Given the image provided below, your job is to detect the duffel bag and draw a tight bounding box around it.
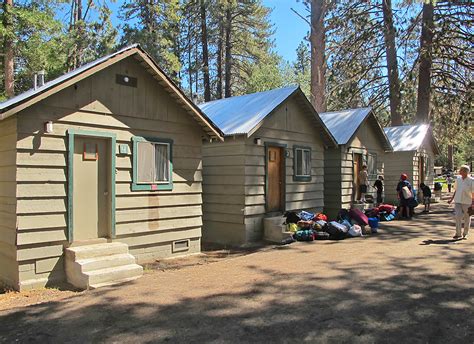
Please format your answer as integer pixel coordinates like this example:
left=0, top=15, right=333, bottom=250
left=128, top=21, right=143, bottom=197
left=379, top=204, right=395, bottom=213
left=294, top=229, right=315, bottom=241
left=326, top=221, right=347, bottom=239
left=349, top=208, right=369, bottom=226
left=314, top=231, right=330, bottom=240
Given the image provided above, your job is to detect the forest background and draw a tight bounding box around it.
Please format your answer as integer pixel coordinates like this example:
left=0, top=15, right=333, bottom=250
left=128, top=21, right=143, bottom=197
left=0, top=0, right=472, bottom=168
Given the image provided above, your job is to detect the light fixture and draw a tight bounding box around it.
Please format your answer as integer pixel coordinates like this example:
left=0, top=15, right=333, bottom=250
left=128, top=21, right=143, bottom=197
left=44, top=121, right=53, bottom=133
left=254, top=138, right=262, bottom=145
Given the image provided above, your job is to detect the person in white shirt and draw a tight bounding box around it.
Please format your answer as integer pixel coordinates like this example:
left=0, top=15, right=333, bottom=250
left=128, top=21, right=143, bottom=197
left=448, top=165, right=474, bottom=239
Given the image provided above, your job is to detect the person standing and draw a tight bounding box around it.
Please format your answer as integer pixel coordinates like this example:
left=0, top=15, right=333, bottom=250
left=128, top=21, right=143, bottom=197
left=396, top=173, right=414, bottom=219
left=448, top=165, right=474, bottom=239
left=373, top=176, right=384, bottom=205
left=447, top=174, right=453, bottom=193
left=358, top=165, right=369, bottom=203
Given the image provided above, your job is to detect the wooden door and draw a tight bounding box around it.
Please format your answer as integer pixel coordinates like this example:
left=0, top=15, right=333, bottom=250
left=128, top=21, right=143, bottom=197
left=73, top=137, right=110, bottom=241
left=353, top=153, right=363, bottom=200
left=267, top=146, right=284, bottom=212
left=419, top=156, right=425, bottom=185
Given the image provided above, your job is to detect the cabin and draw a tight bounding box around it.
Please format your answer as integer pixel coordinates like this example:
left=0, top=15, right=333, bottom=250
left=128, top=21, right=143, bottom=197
left=383, top=124, right=439, bottom=203
left=0, top=45, right=223, bottom=291
left=319, top=108, right=392, bottom=218
left=199, top=86, right=337, bottom=245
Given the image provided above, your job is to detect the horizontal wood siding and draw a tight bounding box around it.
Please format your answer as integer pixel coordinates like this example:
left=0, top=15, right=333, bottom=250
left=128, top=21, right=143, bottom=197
left=244, top=96, right=326, bottom=242
left=323, top=147, right=343, bottom=218
left=14, top=56, right=205, bottom=288
left=0, top=116, right=18, bottom=288
left=202, top=138, right=246, bottom=245
left=384, top=151, right=416, bottom=203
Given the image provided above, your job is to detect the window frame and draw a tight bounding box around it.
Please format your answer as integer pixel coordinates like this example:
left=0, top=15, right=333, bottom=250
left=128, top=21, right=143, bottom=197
left=367, top=152, right=377, bottom=178
left=132, top=136, right=173, bottom=191
left=293, top=145, right=312, bottom=182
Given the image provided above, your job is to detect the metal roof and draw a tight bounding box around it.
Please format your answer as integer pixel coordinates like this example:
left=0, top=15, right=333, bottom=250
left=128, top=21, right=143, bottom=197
left=0, top=44, right=139, bottom=113
left=319, top=107, right=372, bottom=145
left=198, top=86, right=299, bottom=135
left=384, top=124, right=430, bottom=152
left=0, top=44, right=223, bottom=140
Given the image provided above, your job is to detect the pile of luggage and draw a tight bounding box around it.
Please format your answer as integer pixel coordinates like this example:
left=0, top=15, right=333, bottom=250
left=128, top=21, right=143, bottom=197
left=284, top=204, right=397, bottom=243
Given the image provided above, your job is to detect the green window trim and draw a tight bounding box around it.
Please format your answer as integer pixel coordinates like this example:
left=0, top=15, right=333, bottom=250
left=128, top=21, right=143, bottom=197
left=67, top=129, right=116, bottom=243
left=132, top=136, right=173, bottom=191
left=293, top=145, right=312, bottom=182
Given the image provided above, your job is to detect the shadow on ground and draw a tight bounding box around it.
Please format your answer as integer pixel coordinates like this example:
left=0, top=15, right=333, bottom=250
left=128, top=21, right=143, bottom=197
left=0, top=200, right=472, bottom=343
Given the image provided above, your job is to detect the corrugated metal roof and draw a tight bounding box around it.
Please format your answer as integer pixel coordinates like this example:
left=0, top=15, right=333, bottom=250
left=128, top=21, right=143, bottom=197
left=198, top=86, right=299, bottom=135
left=0, top=44, right=139, bottom=113
left=384, top=124, right=430, bottom=152
left=319, top=107, right=372, bottom=145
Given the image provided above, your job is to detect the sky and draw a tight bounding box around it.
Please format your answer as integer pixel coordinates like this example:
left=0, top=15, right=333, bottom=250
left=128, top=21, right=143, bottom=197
left=263, top=0, right=309, bottom=62
left=59, top=1, right=309, bottom=64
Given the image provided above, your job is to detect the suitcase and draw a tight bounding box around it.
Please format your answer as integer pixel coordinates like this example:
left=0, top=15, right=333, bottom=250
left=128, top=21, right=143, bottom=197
left=326, top=221, right=348, bottom=239
left=349, top=208, right=369, bottom=226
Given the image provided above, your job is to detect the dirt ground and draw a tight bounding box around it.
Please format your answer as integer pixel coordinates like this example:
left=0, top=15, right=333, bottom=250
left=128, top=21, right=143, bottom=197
left=0, top=198, right=472, bottom=343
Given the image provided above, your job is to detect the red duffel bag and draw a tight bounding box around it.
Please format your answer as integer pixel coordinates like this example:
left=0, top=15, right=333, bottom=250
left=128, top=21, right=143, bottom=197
left=349, top=208, right=369, bottom=226
left=379, top=204, right=396, bottom=213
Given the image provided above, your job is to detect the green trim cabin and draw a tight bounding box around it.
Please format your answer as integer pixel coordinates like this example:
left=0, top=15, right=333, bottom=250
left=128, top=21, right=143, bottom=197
left=0, top=45, right=223, bottom=290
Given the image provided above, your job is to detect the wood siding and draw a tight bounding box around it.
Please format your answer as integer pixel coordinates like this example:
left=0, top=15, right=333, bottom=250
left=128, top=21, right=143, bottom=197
left=13, top=56, right=204, bottom=289
left=202, top=96, right=326, bottom=244
left=0, top=116, right=18, bottom=288
left=324, top=119, right=386, bottom=218
left=384, top=139, right=435, bottom=204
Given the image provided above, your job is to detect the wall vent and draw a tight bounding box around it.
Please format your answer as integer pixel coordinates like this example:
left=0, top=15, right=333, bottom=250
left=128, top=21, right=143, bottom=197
left=172, top=239, right=190, bottom=253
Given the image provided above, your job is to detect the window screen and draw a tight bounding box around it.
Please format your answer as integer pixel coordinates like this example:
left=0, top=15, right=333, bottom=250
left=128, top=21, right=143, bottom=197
left=368, top=153, right=377, bottom=176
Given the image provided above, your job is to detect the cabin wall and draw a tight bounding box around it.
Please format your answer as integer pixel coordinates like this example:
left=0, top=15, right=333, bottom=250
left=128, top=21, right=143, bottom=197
left=323, top=147, right=343, bottom=219
left=202, top=137, right=246, bottom=245
left=384, top=151, right=415, bottom=203
left=14, top=56, right=204, bottom=290
left=243, top=97, right=325, bottom=242
left=0, top=116, right=19, bottom=289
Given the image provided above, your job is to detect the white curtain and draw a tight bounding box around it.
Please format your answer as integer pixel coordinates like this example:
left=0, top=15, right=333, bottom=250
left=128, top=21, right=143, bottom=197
left=155, top=144, right=169, bottom=182
left=303, top=150, right=311, bottom=176
left=137, top=142, right=154, bottom=183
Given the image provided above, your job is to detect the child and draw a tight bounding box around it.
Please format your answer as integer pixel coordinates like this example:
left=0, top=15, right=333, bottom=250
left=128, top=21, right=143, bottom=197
left=358, top=165, right=369, bottom=203
left=373, top=176, right=384, bottom=205
left=420, top=183, right=432, bottom=213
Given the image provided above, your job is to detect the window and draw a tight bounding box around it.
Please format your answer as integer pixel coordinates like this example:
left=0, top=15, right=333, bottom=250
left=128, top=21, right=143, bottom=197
left=425, top=156, right=430, bottom=177
left=294, top=146, right=311, bottom=181
left=367, top=153, right=377, bottom=177
left=132, top=137, right=173, bottom=191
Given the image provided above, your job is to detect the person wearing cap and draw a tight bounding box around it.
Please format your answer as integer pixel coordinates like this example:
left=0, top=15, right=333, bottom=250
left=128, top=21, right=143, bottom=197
left=396, top=173, right=414, bottom=219
left=448, top=165, right=474, bottom=239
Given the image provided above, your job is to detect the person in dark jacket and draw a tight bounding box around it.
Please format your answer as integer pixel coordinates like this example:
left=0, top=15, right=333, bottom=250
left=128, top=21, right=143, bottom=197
left=420, top=183, right=432, bottom=213
left=373, top=176, right=384, bottom=205
left=396, top=173, right=414, bottom=219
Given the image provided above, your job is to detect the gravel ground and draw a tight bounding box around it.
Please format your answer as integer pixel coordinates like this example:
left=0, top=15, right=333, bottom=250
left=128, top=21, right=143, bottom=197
left=0, top=198, right=472, bottom=343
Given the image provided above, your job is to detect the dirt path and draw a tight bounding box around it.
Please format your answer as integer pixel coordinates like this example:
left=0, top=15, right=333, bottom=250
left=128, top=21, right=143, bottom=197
left=1, top=200, right=473, bottom=343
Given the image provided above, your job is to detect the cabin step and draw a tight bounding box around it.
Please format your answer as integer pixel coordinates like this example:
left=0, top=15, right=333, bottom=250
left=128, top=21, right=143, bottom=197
left=65, top=242, right=143, bottom=290
left=263, top=216, right=293, bottom=244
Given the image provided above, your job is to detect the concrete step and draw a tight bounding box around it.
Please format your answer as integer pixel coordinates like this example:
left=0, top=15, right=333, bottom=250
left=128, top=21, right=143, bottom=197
left=264, top=217, right=293, bottom=244
left=65, top=242, right=129, bottom=261
left=79, top=253, right=137, bottom=273
left=87, top=264, right=143, bottom=287
left=89, top=276, right=143, bottom=289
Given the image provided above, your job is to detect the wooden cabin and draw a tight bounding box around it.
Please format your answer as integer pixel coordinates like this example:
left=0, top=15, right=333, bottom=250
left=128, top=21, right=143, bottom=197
left=0, top=45, right=222, bottom=291
left=383, top=124, right=439, bottom=203
left=199, top=86, right=337, bottom=245
left=319, top=108, right=392, bottom=218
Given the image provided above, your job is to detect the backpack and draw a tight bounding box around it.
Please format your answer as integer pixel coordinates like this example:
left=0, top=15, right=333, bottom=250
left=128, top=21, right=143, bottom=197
left=402, top=186, right=412, bottom=199
left=284, top=211, right=300, bottom=224
left=337, top=209, right=351, bottom=221
left=313, top=220, right=327, bottom=231
left=314, top=213, right=328, bottom=221
left=294, top=229, right=315, bottom=241
left=368, top=217, right=379, bottom=229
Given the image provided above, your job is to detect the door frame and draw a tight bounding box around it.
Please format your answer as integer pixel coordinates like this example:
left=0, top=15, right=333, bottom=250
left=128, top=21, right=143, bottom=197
left=352, top=150, right=365, bottom=201
left=264, top=142, right=286, bottom=213
left=67, top=129, right=116, bottom=243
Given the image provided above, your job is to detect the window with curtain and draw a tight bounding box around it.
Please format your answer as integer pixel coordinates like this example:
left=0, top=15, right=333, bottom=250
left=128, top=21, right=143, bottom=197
left=132, top=137, right=173, bottom=191
left=367, top=153, right=377, bottom=177
left=294, top=146, right=311, bottom=181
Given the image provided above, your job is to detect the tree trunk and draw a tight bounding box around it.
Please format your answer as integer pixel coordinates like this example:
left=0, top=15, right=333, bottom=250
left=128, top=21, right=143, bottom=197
left=3, top=0, right=14, bottom=97
left=310, top=0, right=326, bottom=113
left=200, top=1, right=211, bottom=102
left=224, top=7, right=232, bottom=98
left=416, top=0, right=434, bottom=123
left=447, top=144, right=454, bottom=171
left=216, top=20, right=224, bottom=99
left=382, top=0, right=402, bottom=126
